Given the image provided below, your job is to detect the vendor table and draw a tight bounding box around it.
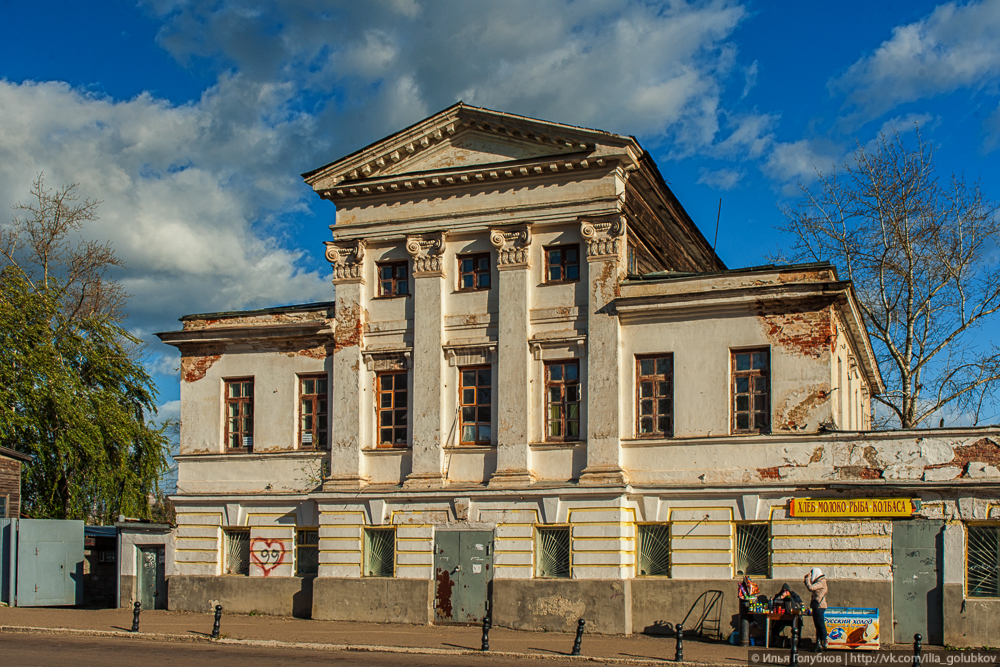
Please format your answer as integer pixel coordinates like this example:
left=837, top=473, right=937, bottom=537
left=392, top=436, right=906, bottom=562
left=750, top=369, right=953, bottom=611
left=761, top=611, right=807, bottom=648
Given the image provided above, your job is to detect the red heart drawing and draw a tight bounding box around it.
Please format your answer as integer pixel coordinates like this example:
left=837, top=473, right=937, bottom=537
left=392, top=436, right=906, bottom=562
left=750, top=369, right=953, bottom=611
left=250, top=538, right=287, bottom=576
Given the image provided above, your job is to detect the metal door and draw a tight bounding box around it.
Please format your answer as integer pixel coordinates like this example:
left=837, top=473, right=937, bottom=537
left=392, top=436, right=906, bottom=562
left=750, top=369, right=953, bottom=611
left=138, top=546, right=166, bottom=610
left=892, top=520, right=943, bottom=644
left=15, top=519, right=84, bottom=606
left=433, top=530, right=493, bottom=624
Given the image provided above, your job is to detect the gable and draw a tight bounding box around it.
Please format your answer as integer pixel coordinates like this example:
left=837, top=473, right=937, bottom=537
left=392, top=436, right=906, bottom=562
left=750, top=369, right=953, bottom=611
left=385, top=130, right=576, bottom=175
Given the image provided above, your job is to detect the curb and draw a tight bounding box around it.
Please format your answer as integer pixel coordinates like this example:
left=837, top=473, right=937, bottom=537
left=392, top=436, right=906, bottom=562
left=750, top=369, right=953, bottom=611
left=0, top=625, right=734, bottom=666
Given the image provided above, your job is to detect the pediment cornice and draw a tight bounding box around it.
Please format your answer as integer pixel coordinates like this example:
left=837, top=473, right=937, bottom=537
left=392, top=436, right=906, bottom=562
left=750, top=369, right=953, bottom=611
left=302, top=102, right=640, bottom=193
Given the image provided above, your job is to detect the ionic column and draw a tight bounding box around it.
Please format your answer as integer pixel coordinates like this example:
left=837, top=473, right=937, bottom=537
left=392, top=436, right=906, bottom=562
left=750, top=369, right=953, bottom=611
left=578, top=219, right=628, bottom=486
left=488, top=225, right=534, bottom=488
left=323, top=240, right=367, bottom=491
left=402, top=233, right=448, bottom=489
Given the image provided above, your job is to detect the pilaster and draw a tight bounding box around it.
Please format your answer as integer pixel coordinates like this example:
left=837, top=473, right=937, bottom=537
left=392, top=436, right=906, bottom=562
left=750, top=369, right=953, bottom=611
left=489, top=225, right=535, bottom=488
left=323, top=240, right=367, bottom=491
left=403, top=233, right=448, bottom=489
left=578, top=219, right=628, bottom=486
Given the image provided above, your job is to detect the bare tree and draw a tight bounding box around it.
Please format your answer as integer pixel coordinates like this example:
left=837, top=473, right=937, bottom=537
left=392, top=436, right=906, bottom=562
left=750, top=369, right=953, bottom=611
left=776, top=129, right=1000, bottom=428
left=0, top=174, right=127, bottom=322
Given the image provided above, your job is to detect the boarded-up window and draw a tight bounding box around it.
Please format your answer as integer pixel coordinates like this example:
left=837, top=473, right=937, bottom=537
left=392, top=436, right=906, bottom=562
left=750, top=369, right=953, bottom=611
left=376, top=371, right=408, bottom=447
left=299, top=375, right=328, bottom=449
left=535, top=526, right=570, bottom=578
left=545, top=360, right=580, bottom=441
left=968, top=524, right=1000, bottom=598
left=224, top=529, right=250, bottom=576
left=636, top=354, right=673, bottom=438
left=225, top=379, right=254, bottom=450
left=460, top=366, right=492, bottom=445
left=296, top=529, right=319, bottom=576
left=732, top=349, right=770, bottom=434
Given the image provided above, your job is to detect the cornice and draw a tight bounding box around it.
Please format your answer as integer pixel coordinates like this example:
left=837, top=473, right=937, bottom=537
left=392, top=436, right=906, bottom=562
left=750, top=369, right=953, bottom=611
left=157, top=321, right=332, bottom=346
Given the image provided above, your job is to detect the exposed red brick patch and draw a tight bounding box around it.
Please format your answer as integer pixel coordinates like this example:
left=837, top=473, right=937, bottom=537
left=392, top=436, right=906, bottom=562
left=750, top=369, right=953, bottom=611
left=776, top=389, right=831, bottom=430
left=334, top=303, right=363, bottom=351
left=758, top=467, right=781, bottom=480
left=756, top=301, right=835, bottom=359
left=926, top=437, right=1000, bottom=469
left=181, top=354, right=221, bottom=383
left=296, top=345, right=329, bottom=360
left=834, top=466, right=883, bottom=480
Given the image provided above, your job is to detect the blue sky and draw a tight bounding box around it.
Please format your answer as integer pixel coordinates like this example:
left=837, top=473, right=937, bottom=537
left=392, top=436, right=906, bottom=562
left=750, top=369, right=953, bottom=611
left=1, top=0, right=999, bottom=431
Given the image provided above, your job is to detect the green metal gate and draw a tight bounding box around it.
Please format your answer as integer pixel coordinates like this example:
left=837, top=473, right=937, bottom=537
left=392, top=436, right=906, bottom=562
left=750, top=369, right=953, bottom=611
left=891, top=520, right=943, bottom=644
left=138, top=545, right=166, bottom=610
left=433, top=530, right=493, bottom=624
left=15, top=519, right=84, bottom=606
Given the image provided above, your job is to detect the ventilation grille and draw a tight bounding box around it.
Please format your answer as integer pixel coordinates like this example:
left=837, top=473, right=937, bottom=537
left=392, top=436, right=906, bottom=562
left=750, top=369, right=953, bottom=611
left=536, top=527, right=571, bottom=578
left=296, top=530, right=319, bottom=576
left=364, top=528, right=395, bottom=577
left=638, top=524, right=671, bottom=577
left=735, top=524, right=769, bottom=577
left=968, top=525, right=1000, bottom=598
left=225, top=530, right=250, bottom=576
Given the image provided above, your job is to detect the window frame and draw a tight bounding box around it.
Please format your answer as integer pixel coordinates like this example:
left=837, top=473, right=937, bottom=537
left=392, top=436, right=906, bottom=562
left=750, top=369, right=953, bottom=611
left=534, top=525, right=571, bottom=579
left=298, top=374, right=329, bottom=450
left=375, top=370, right=409, bottom=448
left=457, top=253, right=491, bottom=292
left=376, top=260, right=409, bottom=298
left=636, top=522, right=672, bottom=578
left=363, top=527, right=396, bottom=578
left=734, top=522, right=770, bottom=578
left=224, top=378, right=254, bottom=452
left=296, top=528, right=319, bottom=577
left=223, top=528, right=250, bottom=576
left=731, top=348, right=771, bottom=434
left=459, top=365, right=493, bottom=445
left=544, top=359, right=581, bottom=442
left=967, top=523, right=1000, bottom=598
left=543, top=244, right=580, bottom=284
left=635, top=354, right=674, bottom=439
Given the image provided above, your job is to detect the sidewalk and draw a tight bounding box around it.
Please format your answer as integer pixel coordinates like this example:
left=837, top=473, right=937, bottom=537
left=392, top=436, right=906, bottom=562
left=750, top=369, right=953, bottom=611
left=0, top=606, right=749, bottom=664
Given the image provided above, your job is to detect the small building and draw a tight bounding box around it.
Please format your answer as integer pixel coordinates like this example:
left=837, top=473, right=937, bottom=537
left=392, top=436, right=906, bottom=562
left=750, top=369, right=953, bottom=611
left=158, top=104, right=1000, bottom=645
left=117, top=520, right=174, bottom=610
left=0, top=445, right=30, bottom=518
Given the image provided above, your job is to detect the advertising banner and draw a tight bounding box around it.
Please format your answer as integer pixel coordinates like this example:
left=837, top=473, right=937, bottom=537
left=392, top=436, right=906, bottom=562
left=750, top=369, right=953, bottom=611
left=789, top=498, right=919, bottom=518
left=824, top=607, right=879, bottom=650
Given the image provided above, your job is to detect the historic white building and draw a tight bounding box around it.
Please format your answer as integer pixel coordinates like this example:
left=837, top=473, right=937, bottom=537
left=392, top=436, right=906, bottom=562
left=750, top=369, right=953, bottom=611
left=160, top=104, right=1000, bottom=645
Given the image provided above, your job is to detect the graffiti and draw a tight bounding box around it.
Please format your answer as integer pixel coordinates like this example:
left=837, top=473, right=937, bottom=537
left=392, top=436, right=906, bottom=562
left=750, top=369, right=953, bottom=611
left=250, top=538, right=287, bottom=577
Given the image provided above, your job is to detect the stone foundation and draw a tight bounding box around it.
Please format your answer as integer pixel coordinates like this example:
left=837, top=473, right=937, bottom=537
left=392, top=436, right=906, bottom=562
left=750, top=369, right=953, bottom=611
left=168, top=575, right=313, bottom=618
left=311, top=577, right=433, bottom=624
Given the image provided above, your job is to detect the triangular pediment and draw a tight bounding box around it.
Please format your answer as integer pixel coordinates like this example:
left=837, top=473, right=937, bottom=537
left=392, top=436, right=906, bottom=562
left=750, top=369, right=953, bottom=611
left=303, top=102, right=636, bottom=192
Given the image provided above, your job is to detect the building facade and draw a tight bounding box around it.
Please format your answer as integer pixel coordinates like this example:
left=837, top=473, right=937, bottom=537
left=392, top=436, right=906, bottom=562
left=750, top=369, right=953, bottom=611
left=160, top=104, right=1000, bottom=644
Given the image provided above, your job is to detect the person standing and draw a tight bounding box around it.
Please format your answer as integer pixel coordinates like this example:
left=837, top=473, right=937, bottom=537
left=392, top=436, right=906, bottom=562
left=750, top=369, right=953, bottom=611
left=804, top=568, right=828, bottom=652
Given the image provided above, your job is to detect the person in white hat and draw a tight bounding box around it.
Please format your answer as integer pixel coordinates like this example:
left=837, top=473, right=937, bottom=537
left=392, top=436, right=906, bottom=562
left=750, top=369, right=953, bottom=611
left=804, top=568, right=828, bottom=651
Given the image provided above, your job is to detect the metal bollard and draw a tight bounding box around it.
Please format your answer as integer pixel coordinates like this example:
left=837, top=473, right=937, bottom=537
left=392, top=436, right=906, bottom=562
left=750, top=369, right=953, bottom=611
left=789, top=618, right=799, bottom=667
left=675, top=623, right=684, bottom=662
left=211, top=604, right=222, bottom=639
left=913, top=634, right=923, bottom=667
left=131, top=601, right=141, bottom=633
left=481, top=615, right=491, bottom=652
left=571, top=618, right=585, bottom=656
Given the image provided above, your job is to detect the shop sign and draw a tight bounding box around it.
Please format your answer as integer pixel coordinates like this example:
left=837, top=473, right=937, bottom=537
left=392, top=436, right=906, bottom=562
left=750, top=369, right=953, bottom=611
left=789, top=497, right=920, bottom=518
left=825, top=607, right=880, bottom=650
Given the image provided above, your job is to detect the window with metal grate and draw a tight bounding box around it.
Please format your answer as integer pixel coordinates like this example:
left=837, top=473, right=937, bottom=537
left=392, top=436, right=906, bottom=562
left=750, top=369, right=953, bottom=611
left=735, top=523, right=769, bottom=577
left=535, top=526, right=570, bottom=578
left=296, top=529, right=319, bottom=576
left=637, top=524, right=671, bottom=577
left=364, top=527, right=395, bottom=577
left=224, top=529, right=250, bottom=576
left=968, top=524, right=1000, bottom=597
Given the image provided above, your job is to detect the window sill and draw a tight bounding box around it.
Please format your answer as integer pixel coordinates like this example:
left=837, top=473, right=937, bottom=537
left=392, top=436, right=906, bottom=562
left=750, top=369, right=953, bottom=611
left=445, top=444, right=496, bottom=451
left=365, top=447, right=411, bottom=454
left=454, top=287, right=491, bottom=294
left=529, top=441, right=585, bottom=450
left=540, top=280, right=579, bottom=286
left=372, top=294, right=410, bottom=300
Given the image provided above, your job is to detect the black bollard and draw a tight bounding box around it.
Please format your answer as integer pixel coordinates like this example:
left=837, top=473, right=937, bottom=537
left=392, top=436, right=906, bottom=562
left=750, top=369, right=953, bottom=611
left=481, top=615, right=491, bottom=652
left=913, top=634, right=923, bottom=667
left=675, top=623, right=684, bottom=662
left=131, top=601, right=141, bottom=633
left=571, top=618, right=585, bottom=656
left=211, top=604, right=222, bottom=639
left=789, top=617, right=799, bottom=667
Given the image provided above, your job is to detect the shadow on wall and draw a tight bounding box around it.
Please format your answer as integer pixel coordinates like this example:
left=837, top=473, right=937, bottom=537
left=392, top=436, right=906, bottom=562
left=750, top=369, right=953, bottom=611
left=643, top=589, right=725, bottom=638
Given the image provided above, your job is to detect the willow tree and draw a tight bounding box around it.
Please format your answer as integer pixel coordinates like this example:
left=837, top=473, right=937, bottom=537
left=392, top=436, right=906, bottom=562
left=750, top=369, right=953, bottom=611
left=0, top=176, right=168, bottom=521
left=776, top=131, right=1000, bottom=428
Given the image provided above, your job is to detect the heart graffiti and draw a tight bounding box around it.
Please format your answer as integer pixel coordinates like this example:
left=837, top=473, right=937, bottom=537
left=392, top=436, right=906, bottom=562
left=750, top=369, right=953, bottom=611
left=250, top=538, right=287, bottom=577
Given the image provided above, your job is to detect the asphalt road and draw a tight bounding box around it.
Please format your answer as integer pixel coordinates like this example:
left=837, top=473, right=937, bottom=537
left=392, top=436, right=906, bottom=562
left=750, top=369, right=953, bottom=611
left=1, top=633, right=589, bottom=666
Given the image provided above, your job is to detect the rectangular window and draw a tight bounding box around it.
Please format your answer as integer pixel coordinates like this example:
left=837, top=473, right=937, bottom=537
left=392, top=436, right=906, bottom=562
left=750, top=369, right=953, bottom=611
left=458, top=253, right=491, bottom=291
left=224, top=529, right=250, bottom=576
left=732, top=349, right=770, bottom=434
left=545, top=360, right=580, bottom=441
left=364, top=527, right=395, bottom=577
left=968, top=524, right=1000, bottom=597
left=376, top=370, right=408, bottom=447
left=535, top=526, right=570, bottom=578
left=299, top=375, right=328, bottom=449
left=296, top=529, right=319, bottom=577
left=636, top=354, right=673, bottom=438
left=460, top=366, right=492, bottom=445
left=544, top=245, right=579, bottom=283
left=377, top=261, right=409, bottom=297
left=637, top=524, right=671, bottom=577
left=225, top=379, right=254, bottom=450
left=735, top=523, right=770, bottom=577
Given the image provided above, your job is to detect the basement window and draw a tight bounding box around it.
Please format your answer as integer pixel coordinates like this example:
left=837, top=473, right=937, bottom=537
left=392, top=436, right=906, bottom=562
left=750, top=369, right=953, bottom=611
left=296, top=529, right=319, bottom=577
left=224, top=529, right=250, bottom=576
left=535, top=526, right=570, bottom=578
left=968, top=525, right=1000, bottom=597
left=735, top=523, right=770, bottom=577
left=637, top=524, right=671, bottom=577
left=364, top=527, right=395, bottom=577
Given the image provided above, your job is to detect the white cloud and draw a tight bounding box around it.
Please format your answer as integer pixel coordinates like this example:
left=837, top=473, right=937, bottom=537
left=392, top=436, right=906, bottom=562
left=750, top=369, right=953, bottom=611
left=741, top=59, right=758, bottom=99
left=697, top=167, right=743, bottom=190
left=762, top=139, right=843, bottom=187
left=876, top=112, right=939, bottom=137
left=830, top=1, right=1000, bottom=119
